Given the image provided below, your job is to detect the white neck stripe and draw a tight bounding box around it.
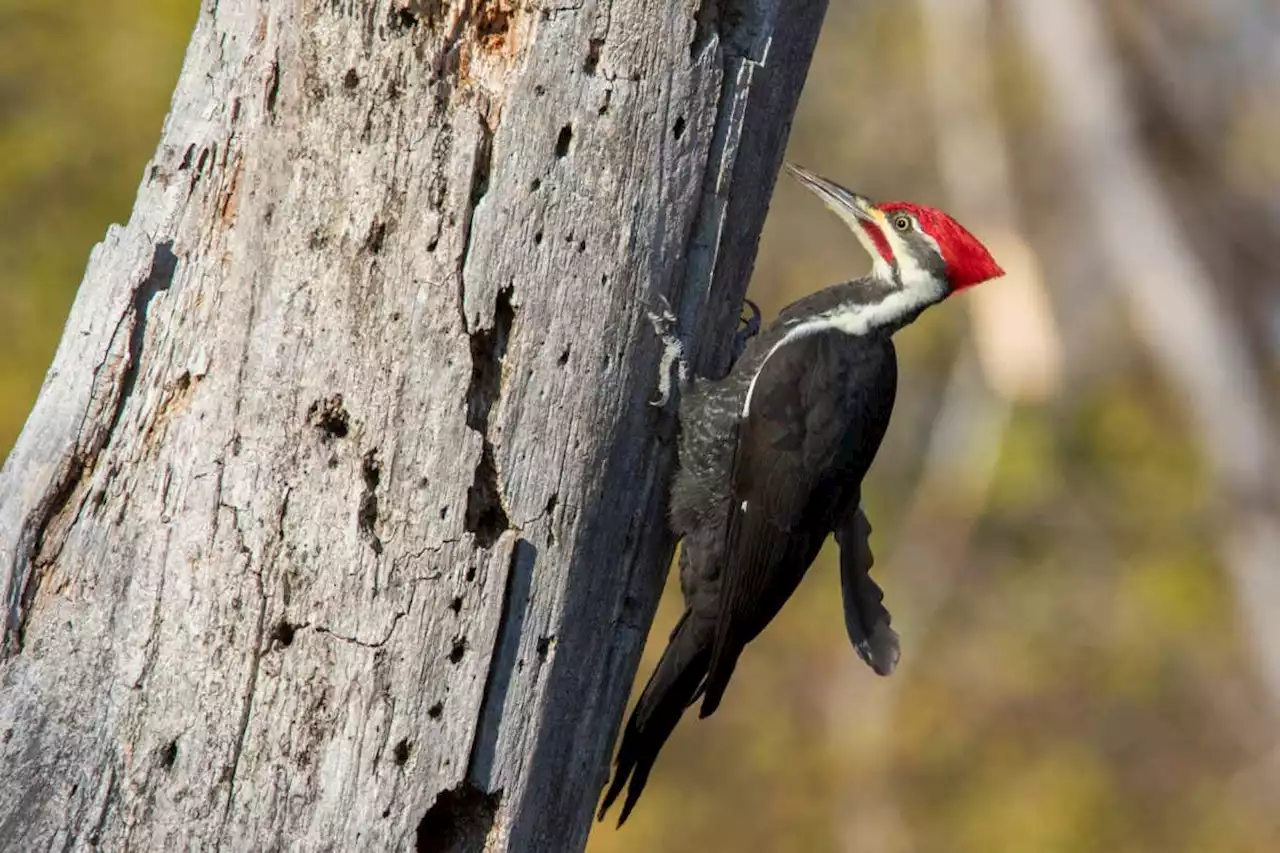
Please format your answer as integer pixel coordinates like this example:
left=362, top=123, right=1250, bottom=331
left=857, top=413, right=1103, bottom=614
left=740, top=280, right=943, bottom=418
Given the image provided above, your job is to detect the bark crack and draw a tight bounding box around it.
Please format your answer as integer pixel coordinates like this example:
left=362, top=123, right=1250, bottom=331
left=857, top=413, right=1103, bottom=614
left=676, top=32, right=773, bottom=380
left=464, top=284, right=514, bottom=549
left=456, top=107, right=495, bottom=335
left=85, top=762, right=119, bottom=847
left=2, top=457, right=85, bottom=658
left=217, top=569, right=267, bottom=844
left=467, top=537, right=537, bottom=789
left=392, top=540, right=457, bottom=575
left=3, top=242, right=179, bottom=659
left=313, top=609, right=407, bottom=649
left=131, top=529, right=172, bottom=690
left=312, top=560, right=428, bottom=650
left=216, top=479, right=294, bottom=836
left=358, top=449, right=384, bottom=554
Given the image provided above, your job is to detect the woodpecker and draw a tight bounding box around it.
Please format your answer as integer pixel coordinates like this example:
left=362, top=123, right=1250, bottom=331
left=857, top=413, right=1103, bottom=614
left=599, top=164, right=1005, bottom=825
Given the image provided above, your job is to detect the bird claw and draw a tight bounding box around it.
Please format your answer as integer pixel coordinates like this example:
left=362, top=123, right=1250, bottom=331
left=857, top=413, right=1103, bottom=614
left=645, top=295, right=760, bottom=406
left=646, top=293, right=679, bottom=336
left=647, top=294, right=687, bottom=407
left=740, top=299, right=762, bottom=337
left=730, top=298, right=762, bottom=366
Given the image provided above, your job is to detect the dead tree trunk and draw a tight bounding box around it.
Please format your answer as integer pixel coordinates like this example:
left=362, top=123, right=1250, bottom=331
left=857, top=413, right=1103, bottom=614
left=0, top=1, right=826, bottom=849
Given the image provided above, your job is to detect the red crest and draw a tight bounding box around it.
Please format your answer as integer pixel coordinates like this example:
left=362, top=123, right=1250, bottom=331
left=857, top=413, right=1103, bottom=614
left=879, top=202, right=1004, bottom=291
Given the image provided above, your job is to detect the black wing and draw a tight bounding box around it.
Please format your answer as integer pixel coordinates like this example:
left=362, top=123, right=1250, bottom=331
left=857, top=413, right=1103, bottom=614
left=699, top=330, right=896, bottom=714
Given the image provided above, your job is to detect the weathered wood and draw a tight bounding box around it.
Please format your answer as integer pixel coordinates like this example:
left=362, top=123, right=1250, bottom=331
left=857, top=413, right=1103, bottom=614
left=0, top=0, right=826, bottom=849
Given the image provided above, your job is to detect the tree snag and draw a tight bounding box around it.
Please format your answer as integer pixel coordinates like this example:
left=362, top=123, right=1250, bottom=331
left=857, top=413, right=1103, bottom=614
left=0, top=0, right=827, bottom=849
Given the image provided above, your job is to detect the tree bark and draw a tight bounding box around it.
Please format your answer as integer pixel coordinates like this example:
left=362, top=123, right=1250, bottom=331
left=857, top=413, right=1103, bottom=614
left=0, top=1, right=826, bottom=849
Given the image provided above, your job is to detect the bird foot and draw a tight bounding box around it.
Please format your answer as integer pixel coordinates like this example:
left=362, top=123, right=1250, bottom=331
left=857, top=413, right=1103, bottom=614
left=730, top=299, right=762, bottom=367
left=647, top=294, right=687, bottom=407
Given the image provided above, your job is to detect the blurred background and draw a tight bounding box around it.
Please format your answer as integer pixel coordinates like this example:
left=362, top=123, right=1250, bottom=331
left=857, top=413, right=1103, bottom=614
left=2, top=1, right=1278, bottom=851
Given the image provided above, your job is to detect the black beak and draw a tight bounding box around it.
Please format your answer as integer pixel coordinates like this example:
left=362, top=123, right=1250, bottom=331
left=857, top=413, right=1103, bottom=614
left=784, top=162, right=878, bottom=225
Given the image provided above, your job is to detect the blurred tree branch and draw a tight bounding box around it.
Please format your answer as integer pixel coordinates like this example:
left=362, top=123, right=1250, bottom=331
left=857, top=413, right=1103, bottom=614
left=1011, top=0, right=1280, bottom=722
left=832, top=0, right=1054, bottom=848
left=1110, top=0, right=1280, bottom=366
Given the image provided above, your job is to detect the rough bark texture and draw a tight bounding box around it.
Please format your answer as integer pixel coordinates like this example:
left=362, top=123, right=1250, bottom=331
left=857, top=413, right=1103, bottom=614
left=0, top=0, right=825, bottom=850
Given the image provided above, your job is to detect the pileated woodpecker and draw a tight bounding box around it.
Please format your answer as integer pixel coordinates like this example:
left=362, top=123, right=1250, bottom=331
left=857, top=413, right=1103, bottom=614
left=599, top=164, right=1004, bottom=825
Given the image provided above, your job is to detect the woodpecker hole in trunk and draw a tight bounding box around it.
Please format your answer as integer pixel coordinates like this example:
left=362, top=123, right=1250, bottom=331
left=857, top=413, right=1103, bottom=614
left=308, top=395, right=350, bottom=441
left=415, top=783, right=501, bottom=853
left=555, top=124, right=573, bottom=157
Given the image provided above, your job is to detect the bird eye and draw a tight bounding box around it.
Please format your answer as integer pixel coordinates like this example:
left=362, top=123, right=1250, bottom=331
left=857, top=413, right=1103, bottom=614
left=893, top=215, right=912, bottom=232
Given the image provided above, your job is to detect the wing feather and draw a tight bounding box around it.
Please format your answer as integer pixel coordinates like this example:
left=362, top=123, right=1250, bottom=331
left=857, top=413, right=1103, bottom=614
left=701, top=331, right=866, bottom=713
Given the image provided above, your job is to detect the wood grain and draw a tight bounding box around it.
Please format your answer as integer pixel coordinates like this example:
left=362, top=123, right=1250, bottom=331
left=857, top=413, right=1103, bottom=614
left=0, top=0, right=827, bottom=848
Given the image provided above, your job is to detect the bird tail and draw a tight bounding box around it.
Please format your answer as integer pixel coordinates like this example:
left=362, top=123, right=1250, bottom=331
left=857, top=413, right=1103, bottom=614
left=598, top=610, right=710, bottom=826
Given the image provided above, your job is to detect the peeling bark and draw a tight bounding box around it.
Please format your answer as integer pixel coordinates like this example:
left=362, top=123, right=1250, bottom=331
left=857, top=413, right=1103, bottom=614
left=0, top=0, right=826, bottom=849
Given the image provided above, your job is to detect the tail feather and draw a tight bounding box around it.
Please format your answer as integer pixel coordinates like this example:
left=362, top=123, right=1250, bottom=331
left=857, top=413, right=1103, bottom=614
left=598, top=611, right=710, bottom=826
left=695, top=644, right=741, bottom=718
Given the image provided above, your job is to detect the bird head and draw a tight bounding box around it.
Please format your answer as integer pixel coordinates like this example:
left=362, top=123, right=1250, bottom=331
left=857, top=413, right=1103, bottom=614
left=785, top=163, right=1004, bottom=294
